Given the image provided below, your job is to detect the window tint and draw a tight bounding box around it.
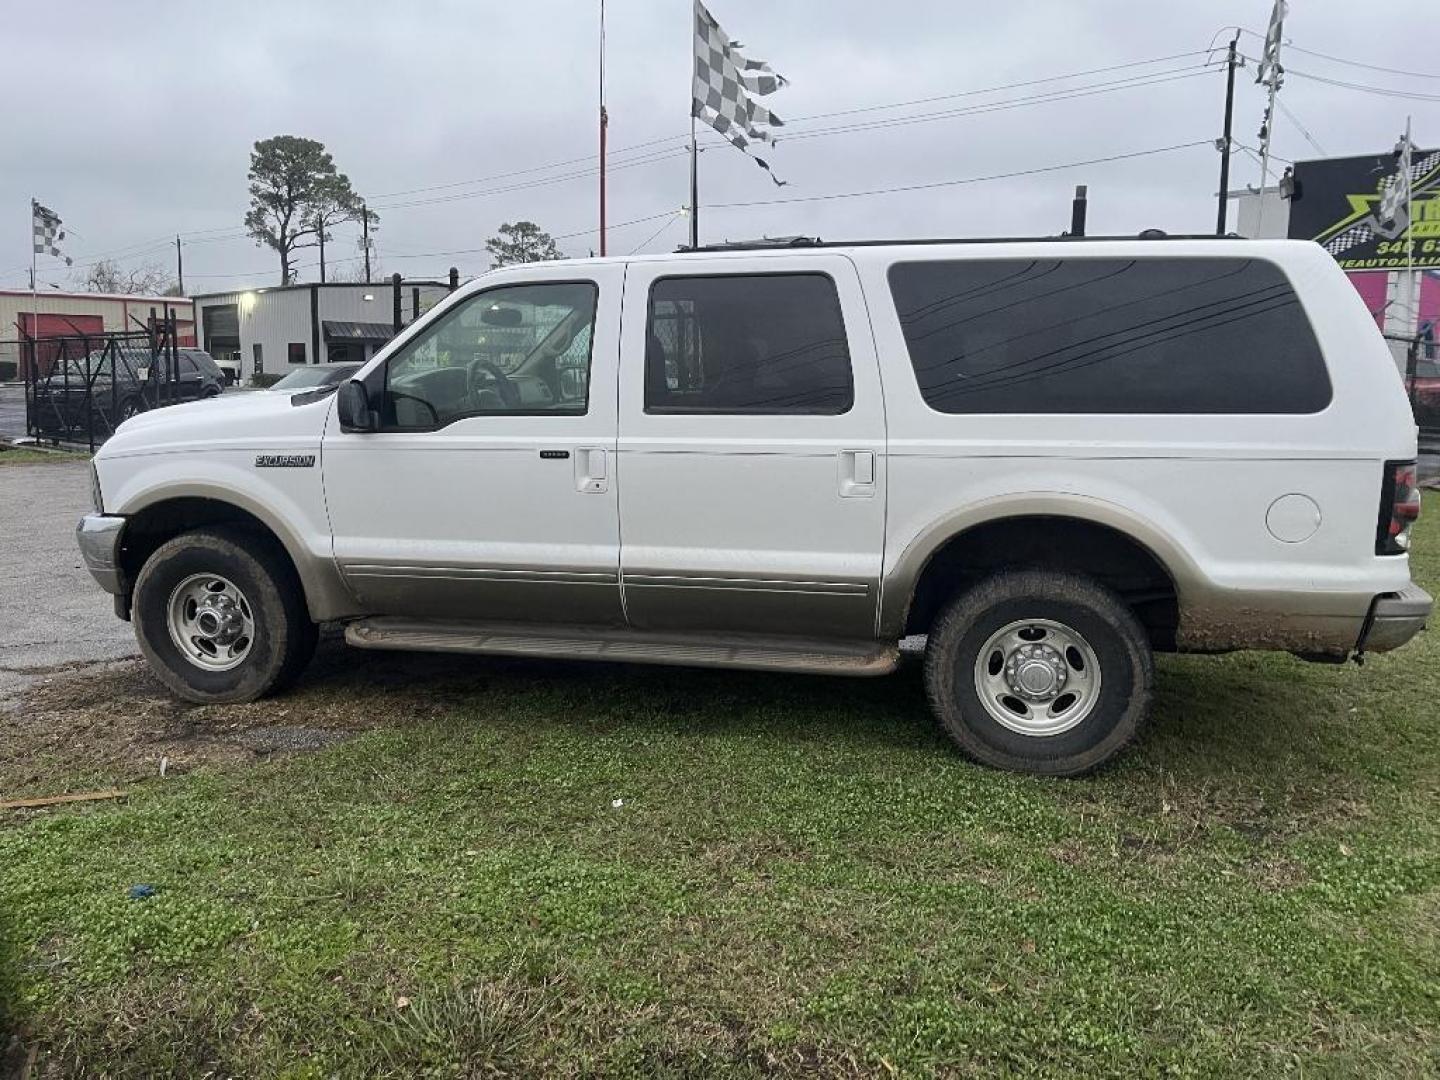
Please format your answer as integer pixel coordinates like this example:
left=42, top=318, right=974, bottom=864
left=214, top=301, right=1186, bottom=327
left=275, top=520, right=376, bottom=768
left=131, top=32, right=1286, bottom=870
left=646, top=274, right=853, bottom=414
left=888, top=257, right=1332, bottom=414
left=382, top=281, right=597, bottom=429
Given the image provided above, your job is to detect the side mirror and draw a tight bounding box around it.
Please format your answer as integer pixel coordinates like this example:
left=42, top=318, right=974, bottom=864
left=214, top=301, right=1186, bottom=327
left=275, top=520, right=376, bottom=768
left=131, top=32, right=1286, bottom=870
left=336, top=380, right=376, bottom=432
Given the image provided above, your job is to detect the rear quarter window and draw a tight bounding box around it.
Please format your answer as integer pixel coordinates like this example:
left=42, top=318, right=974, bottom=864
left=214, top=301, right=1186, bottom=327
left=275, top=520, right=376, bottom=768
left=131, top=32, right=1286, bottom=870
left=887, top=257, right=1332, bottom=414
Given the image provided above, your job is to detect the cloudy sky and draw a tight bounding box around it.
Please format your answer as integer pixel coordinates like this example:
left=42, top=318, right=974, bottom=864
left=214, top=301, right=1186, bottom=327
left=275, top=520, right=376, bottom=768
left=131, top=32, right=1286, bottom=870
left=2, top=0, right=1435, bottom=293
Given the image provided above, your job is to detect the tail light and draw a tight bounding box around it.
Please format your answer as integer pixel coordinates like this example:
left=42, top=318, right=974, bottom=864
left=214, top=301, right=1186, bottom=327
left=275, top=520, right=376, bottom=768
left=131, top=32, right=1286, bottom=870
left=1376, top=460, right=1421, bottom=555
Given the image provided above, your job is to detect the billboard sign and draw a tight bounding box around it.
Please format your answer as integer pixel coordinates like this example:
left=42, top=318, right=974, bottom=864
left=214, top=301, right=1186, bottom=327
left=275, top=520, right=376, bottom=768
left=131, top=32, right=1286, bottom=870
left=1289, top=149, right=1440, bottom=271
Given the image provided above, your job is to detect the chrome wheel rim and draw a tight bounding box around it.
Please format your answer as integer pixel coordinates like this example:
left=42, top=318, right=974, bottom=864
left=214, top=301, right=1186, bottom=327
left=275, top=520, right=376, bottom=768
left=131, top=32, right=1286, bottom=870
left=973, top=618, right=1101, bottom=737
left=166, top=573, right=255, bottom=671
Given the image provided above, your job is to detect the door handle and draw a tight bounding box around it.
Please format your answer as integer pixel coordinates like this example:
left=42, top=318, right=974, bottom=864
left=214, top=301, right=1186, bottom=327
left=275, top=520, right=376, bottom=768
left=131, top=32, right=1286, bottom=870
left=839, top=449, right=876, bottom=498
left=576, top=447, right=608, bottom=494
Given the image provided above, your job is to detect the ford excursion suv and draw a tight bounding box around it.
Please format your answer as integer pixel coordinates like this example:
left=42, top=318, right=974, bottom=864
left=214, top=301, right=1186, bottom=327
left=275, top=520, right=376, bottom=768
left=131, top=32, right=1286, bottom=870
left=77, top=237, right=1432, bottom=775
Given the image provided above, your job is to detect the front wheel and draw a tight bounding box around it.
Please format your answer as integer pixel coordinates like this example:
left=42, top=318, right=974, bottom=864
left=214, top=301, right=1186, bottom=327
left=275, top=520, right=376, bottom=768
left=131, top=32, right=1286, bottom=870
left=923, top=570, right=1153, bottom=776
left=132, top=526, right=318, bottom=704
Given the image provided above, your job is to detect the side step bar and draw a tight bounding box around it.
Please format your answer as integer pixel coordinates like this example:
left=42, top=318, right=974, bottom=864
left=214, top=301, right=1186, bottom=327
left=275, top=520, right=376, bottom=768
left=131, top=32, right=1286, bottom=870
left=345, top=618, right=900, bottom=677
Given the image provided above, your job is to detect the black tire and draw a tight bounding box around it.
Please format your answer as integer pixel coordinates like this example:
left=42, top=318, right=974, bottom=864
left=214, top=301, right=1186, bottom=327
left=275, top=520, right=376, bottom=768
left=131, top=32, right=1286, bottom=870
left=923, top=570, right=1152, bottom=777
left=132, top=526, right=317, bottom=704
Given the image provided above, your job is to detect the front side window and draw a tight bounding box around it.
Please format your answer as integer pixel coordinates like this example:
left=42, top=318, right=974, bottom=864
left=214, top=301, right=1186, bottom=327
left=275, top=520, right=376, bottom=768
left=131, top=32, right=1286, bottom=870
left=382, top=281, right=597, bottom=429
left=889, top=257, right=1332, bottom=415
left=645, top=273, right=853, bottom=414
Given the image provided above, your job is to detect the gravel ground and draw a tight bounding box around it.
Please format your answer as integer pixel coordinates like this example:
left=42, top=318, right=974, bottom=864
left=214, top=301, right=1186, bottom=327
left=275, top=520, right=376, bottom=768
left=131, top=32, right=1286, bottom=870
left=0, top=460, right=137, bottom=709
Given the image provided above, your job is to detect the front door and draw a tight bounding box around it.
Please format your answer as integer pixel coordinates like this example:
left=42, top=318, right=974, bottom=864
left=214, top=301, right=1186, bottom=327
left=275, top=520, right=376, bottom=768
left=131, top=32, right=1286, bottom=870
left=617, top=255, right=887, bottom=639
left=322, top=263, right=623, bottom=624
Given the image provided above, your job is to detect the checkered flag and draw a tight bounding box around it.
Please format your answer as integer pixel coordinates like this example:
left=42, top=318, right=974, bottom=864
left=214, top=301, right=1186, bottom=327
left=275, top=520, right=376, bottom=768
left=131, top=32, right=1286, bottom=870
left=1254, top=0, right=1287, bottom=86
left=32, top=201, right=72, bottom=266
left=692, top=1, right=789, bottom=186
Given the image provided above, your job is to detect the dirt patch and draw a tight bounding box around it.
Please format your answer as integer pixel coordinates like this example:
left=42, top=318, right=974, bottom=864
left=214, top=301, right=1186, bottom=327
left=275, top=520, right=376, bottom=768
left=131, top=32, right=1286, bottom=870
left=0, top=636, right=507, bottom=799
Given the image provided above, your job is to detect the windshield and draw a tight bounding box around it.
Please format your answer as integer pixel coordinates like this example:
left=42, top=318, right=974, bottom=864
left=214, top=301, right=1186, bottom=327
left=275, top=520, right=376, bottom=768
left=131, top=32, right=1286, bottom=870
left=270, top=365, right=358, bottom=391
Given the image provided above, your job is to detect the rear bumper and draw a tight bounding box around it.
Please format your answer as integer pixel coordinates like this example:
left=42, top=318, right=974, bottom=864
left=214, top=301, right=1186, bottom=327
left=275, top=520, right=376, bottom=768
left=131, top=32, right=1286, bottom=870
left=75, top=514, right=126, bottom=594
left=1357, top=584, right=1433, bottom=653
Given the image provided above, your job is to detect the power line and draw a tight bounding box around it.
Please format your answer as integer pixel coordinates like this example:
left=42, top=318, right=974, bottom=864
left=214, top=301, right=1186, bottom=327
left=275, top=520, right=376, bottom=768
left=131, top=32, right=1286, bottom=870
left=1234, top=29, right=1440, bottom=81
left=361, top=49, right=1220, bottom=207
left=1270, top=63, right=1440, bottom=103
left=709, top=141, right=1212, bottom=210
left=783, top=67, right=1214, bottom=144
left=628, top=213, right=684, bottom=255
left=1274, top=99, right=1327, bottom=158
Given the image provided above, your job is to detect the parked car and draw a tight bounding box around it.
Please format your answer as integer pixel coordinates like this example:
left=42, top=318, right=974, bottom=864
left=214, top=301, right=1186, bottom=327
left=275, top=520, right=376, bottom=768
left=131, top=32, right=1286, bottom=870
left=77, top=236, right=1431, bottom=775
left=1405, top=355, right=1440, bottom=421
left=268, top=362, right=362, bottom=392
left=36, top=347, right=225, bottom=426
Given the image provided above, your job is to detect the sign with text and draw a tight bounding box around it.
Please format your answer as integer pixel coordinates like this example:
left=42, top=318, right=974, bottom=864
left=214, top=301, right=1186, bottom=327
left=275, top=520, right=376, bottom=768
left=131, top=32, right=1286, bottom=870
left=1289, top=149, right=1440, bottom=272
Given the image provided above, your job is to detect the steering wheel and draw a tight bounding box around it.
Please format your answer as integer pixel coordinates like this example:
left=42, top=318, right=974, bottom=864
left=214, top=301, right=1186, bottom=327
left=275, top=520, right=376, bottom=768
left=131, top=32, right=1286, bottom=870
left=469, top=360, right=521, bottom=408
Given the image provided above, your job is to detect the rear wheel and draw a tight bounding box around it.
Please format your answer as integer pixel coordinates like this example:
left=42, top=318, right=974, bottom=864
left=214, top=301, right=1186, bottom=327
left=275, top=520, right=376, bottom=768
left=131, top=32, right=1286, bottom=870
left=923, top=570, right=1152, bottom=776
left=133, top=526, right=317, bottom=703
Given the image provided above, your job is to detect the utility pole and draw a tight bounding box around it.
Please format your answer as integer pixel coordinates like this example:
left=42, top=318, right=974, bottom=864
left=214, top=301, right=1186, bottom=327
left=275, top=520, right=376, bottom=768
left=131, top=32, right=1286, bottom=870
left=1216, top=34, right=1239, bottom=236
left=361, top=201, right=371, bottom=284
left=175, top=235, right=185, bottom=295
left=317, top=214, right=327, bottom=284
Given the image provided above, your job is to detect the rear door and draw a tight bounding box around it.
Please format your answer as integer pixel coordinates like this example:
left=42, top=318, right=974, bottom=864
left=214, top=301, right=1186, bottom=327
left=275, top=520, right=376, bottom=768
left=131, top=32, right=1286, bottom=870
left=617, top=254, right=887, bottom=638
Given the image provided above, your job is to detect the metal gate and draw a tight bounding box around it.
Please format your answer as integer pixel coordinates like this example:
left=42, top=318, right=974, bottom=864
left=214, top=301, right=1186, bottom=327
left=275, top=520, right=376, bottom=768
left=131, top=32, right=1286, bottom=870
left=20, top=311, right=188, bottom=451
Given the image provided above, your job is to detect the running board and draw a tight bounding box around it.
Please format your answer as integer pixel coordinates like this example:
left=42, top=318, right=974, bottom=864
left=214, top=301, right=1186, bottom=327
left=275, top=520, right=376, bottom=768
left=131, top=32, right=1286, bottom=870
left=344, top=618, right=900, bottom=677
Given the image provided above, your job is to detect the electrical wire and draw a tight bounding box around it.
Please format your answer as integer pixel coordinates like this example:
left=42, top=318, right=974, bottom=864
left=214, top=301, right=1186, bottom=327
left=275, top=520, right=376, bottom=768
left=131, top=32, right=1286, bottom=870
left=1234, top=29, right=1440, bottom=81
left=628, top=213, right=684, bottom=255
left=1274, top=98, right=1327, bottom=158
left=709, top=141, right=1212, bottom=210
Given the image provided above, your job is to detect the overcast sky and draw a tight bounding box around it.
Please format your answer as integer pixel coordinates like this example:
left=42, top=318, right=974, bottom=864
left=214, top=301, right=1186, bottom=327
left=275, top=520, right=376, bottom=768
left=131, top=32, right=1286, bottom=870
left=2, top=0, right=1435, bottom=293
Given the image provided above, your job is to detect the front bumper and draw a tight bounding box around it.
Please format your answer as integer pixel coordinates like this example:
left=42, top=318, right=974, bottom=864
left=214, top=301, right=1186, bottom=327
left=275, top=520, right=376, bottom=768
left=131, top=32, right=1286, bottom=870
left=1357, top=584, right=1433, bottom=653
left=76, top=514, right=126, bottom=594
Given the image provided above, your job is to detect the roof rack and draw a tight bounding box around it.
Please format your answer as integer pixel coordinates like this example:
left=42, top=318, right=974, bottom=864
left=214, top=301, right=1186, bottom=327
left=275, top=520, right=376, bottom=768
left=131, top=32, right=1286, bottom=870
left=681, top=230, right=1245, bottom=254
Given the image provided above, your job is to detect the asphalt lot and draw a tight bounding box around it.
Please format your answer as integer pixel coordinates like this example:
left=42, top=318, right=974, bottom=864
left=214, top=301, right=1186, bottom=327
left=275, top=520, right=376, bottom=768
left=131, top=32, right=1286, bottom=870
left=0, top=459, right=136, bottom=708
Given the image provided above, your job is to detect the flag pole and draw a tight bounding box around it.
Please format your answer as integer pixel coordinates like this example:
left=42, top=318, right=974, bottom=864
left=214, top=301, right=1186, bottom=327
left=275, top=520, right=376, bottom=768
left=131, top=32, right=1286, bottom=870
left=689, top=115, right=699, bottom=249
left=29, top=199, right=38, bottom=378
left=1404, top=115, right=1414, bottom=325
left=598, top=0, right=608, bottom=257
left=1256, top=74, right=1279, bottom=236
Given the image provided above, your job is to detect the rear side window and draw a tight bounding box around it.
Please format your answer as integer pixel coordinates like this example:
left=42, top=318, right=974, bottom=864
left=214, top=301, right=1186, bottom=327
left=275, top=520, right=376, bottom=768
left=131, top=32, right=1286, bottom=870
left=646, top=273, right=853, bottom=414
left=888, top=257, right=1332, bottom=414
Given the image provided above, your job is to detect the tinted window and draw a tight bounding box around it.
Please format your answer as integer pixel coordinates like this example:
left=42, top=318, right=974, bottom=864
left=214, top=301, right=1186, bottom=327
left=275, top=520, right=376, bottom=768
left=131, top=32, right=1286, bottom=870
left=889, top=257, right=1332, bottom=414
left=646, top=274, right=853, bottom=414
left=189, top=352, right=223, bottom=378
left=288, top=343, right=307, bottom=365
left=382, top=281, right=597, bottom=429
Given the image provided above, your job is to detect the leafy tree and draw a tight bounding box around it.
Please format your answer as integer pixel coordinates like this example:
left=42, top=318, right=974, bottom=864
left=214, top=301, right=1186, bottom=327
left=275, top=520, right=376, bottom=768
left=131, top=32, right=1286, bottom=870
left=244, top=135, right=369, bottom=285
left=75, top=259, right=176, bottom=296
left=485, top=222, right=565, bottom=267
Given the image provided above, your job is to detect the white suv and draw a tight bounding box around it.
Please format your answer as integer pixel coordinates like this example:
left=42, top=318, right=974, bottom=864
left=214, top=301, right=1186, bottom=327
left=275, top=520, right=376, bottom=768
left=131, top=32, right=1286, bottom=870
left=77, top=237, right=1431, bottom=775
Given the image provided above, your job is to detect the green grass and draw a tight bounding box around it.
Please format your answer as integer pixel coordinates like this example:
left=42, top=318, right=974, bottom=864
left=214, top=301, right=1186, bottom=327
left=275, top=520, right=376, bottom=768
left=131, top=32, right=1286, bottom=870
left=0, top=445, right=89, bottom=465
left=3, top=500, right=1438, bottom=1077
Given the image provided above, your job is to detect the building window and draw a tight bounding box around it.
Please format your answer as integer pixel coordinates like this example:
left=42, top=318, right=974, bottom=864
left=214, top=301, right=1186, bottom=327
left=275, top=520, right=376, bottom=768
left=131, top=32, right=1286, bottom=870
left=288, top=342, right=307, bottom=365
left=645, top=274, right=853, bottom=415
left=252, top=343, right=263, bottom=376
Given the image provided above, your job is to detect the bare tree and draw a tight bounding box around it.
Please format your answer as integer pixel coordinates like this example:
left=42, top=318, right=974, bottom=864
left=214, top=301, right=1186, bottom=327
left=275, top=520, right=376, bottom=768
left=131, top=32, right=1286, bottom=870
left=75, top=259, right=177, bottom=296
